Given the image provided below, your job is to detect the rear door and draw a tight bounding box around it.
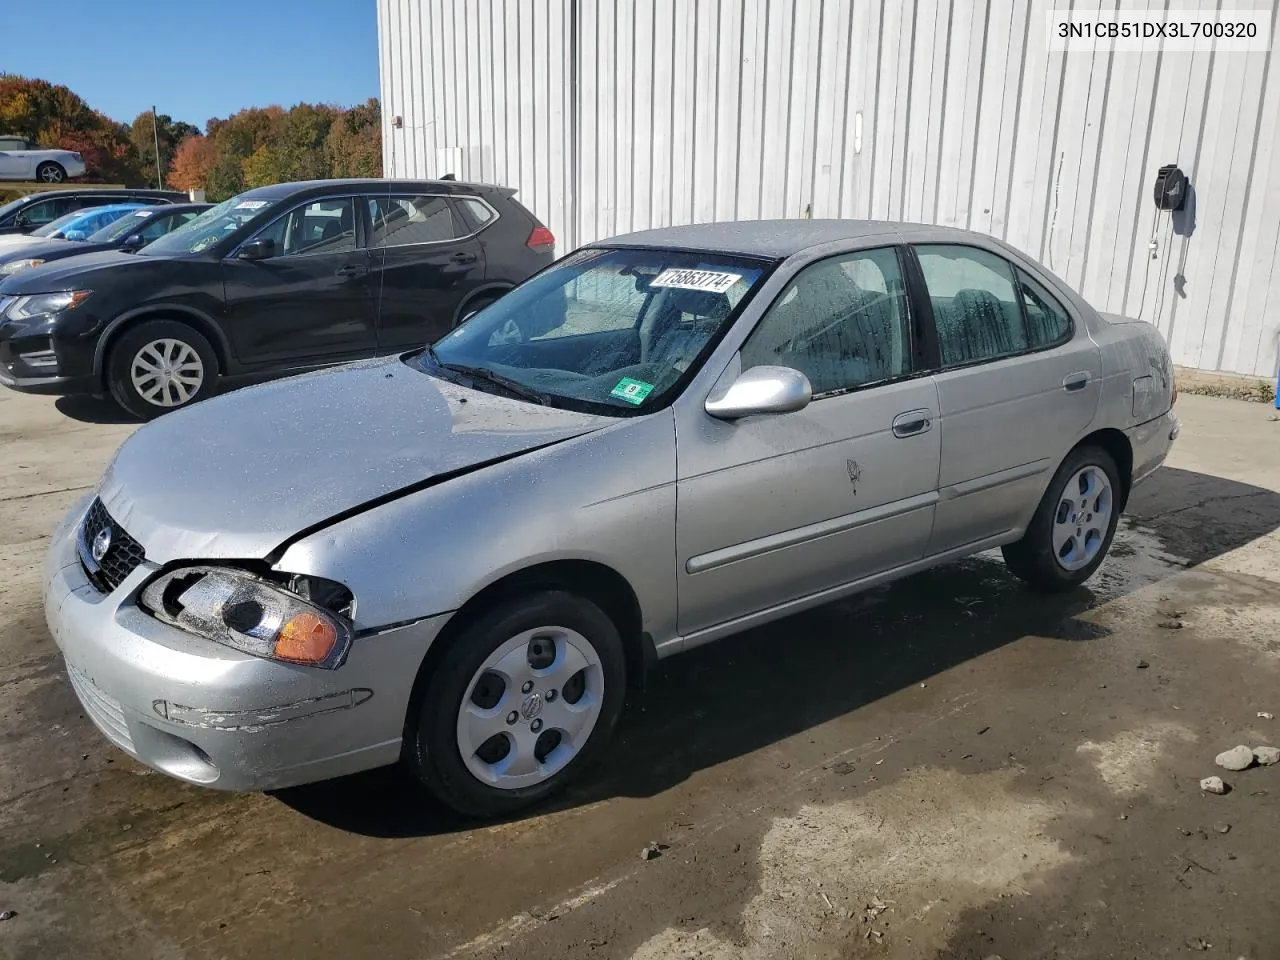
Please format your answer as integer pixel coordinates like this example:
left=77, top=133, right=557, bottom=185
left=911, top=243, right=1100, bottom=555
left=368, top=192, right=486, bottom=352
left=221, top=195, right=377, bottom=366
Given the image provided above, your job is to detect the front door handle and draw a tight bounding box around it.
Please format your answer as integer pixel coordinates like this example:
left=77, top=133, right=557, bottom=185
left=451, top=251, right=478, bottom=264
left=1062, top=371, right=1092, bottom=391
left=891, top=409, right=933, bottom=438
left=335, top=263, right=368, bottom=278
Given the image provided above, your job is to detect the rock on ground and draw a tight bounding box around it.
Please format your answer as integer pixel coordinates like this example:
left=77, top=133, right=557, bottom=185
left=1200, top=776, right=1229, bottom=795
left=1215, top=745, right=1255, bottom=771
left=1253, top=746, right=1280, bottom=766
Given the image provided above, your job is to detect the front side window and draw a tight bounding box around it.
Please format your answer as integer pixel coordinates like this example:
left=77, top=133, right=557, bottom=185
left=742, top=247, right=912, bottom=394
left=22, top=197, right=76, bottom=227
left=915, top=244, right=1029, bottom=366
left=253, top=198, right=357, bottom=257
left=370, top=195, right=463, bottom=247
left=418, top=247, right=767, bottom=413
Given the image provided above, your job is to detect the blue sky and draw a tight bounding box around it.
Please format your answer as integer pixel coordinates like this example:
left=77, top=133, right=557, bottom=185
left=5, top=0, right=379, bottom=129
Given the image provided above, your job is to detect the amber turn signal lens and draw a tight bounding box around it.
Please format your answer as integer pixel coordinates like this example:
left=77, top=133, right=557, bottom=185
left=273, top=611, right=339, bottom=664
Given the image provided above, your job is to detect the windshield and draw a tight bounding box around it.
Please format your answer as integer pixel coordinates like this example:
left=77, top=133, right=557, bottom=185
left=88, top=207, right=156, bottom=243
left=141, top=195, right=274, bottom=255
left=418, top=247, right=768, bottom=414
left=31, top=210, right=93, bottom=238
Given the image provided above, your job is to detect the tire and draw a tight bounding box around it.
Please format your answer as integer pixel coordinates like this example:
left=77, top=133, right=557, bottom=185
left=106, top=320, right=219, bottom=421
left=36, top=161, right=66, bottom=183
left=1002, top=444, right=1122, bottom=592
left=405, top=590, right=627, bottom=818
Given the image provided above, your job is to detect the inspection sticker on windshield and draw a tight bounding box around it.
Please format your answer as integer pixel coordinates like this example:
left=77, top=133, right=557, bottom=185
left=651, top=268, right=741, bottom=294
left=610, top=377, right=654, bottom=405
left=234, top=200, right=269, bottom=210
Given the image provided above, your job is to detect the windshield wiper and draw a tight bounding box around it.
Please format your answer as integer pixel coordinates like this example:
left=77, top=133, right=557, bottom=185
left=430, top=353, right=551, bottom=406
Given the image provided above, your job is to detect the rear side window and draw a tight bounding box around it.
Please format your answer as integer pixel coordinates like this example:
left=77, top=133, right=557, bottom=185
left=1016, top=268, right=1072, bottom=347
left=914, top=244, right=1027, bottom=367
left=370, top=195, right=466, bottom=247
left=456, top=197, right=495, bottom=229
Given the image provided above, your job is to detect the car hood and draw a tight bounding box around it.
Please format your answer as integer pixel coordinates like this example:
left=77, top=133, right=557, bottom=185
left=0, top=238, right=103, bottom=266
left=98, top=356, right=611, bottom=564
left=0, top=249, right=152, bottom=292
left=0, top=233, right=44, bottom=253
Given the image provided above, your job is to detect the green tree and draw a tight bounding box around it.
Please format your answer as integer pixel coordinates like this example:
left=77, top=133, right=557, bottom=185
left=130, top=111, right=201, bottom=188
left=326, top=98, right=382, bottom=178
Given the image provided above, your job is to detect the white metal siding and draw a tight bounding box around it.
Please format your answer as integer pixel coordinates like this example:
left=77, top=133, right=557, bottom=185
left=379, top=0, right=1280, bottom=379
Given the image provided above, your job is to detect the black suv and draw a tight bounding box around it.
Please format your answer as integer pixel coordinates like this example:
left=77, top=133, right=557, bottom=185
left=0, top=178, right=557, bottom=418
left=0, top=189, right=188, bottom=236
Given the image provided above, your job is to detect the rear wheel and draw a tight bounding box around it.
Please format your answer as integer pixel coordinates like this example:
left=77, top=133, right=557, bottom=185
left=106, top=320, right=219, bottom=420
left=1002, top=444, right=1122, bottom=592
left=35, top=161, right=66, bottom=183
left=405, top=590, right=626, bottom=818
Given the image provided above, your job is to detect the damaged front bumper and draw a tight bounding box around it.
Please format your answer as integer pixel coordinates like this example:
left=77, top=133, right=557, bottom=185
left=43, top=498, right=453, bottom=791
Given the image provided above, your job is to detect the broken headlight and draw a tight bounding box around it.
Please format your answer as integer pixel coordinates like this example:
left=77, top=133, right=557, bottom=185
left=140, top=566, right=354, bottom=669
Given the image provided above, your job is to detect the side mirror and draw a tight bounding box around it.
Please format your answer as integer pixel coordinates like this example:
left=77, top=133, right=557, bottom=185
left=120, top=233, right=146, bottom=252
left=63, top=229, right=88, bottom=241
left=13, top=213, right=29, bottom=228
left=236, top=238, right=275, bottom=261
left=704, top=365, right=813, bottom=421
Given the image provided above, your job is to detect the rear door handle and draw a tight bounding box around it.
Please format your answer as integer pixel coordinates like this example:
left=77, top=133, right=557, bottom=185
left=1062, top=371, right=1092, bottom=391
left=451, top=251, right=478, bottom=264
left=335, top=263, right=368, bottom=278
left=892, top=409, right=933, bottom=438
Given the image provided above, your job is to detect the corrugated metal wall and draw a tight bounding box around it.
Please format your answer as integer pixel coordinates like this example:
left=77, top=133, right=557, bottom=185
left=378, top=0, right=1280, bottom=378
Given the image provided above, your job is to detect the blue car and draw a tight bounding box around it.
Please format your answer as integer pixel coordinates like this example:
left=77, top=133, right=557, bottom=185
left=0, top=202, right=210, bottom=277
left=0, top=203, right=147, bottom=249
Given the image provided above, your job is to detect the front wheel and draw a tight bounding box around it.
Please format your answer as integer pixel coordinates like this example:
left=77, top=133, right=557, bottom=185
left=1002, top=445, right=1122, bottom=592
left=405, top=590, right=627, bottom=818
left=36, top=161, right=66, bottom=183
left=106, top=320, right=219, bottom=420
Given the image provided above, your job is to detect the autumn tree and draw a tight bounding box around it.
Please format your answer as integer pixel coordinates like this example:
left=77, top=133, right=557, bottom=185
left=130, top=111, right=201, bottom=188
left=167, top=135, right=215, bottom=193
left=326, top=98, right=382, bottom=179
left=0, top=74, right=144, bottom=184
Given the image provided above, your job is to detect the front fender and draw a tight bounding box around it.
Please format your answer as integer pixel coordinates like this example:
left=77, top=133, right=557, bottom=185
left=273, top=411, right=680, bottom=643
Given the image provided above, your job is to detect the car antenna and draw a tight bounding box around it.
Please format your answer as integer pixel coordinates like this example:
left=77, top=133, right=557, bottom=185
left=440, top=173, right=456, bottom=181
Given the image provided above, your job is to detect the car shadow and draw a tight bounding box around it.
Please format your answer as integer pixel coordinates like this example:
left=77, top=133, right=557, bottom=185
left=271, top=466, right=1280, bottom=837
left=53, top=395, right=135, bottom=424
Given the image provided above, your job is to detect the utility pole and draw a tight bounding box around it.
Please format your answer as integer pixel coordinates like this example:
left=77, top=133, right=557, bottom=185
left=151, top=105, right=163, bottom=189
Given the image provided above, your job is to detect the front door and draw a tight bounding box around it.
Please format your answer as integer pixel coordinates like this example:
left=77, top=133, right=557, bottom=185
left=221, top=196, right=377, bottom=366
left=368, top=193, right=486, bottom=352
left=675, top=246, right=941, bottom=638
left=911, top=243, right=1102, bottom=555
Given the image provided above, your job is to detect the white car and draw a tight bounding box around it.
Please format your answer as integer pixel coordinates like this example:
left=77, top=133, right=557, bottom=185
left=0, top=136, right=87, bottom=183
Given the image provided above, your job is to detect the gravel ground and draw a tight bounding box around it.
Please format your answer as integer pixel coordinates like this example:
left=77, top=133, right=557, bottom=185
left=1, top=387, right=1278, bottom=960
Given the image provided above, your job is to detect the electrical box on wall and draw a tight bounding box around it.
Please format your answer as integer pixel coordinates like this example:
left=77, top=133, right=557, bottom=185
left=1154, top=164, right=1188, bottom=211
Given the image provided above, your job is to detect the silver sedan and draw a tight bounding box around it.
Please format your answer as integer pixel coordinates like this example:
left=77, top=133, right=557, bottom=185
left=44, top=220, right=1179, bottom=817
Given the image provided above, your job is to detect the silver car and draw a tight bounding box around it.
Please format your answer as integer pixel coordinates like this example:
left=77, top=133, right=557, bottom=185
left=44, top=220, right=1179, bottom=817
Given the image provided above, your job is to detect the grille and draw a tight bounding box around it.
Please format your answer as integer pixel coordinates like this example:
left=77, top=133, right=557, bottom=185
left=66, top=663, right=134, bottom=752
left=77, top=498, right=146, bottom=593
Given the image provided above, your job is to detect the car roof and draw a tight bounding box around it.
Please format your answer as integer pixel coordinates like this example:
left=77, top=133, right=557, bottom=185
left=17, top=188, right=186, bottom=203
left=236, top=178, right=515, bottom=200
left=600, top=219, right=983, bottom=259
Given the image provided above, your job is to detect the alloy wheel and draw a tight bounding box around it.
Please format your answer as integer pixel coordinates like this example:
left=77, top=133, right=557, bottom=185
left=1051, top=464, right=1113, bottom=571
left=130, top=338, right=205, bottom=408
left=456, top=626, right=605, bottom=789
